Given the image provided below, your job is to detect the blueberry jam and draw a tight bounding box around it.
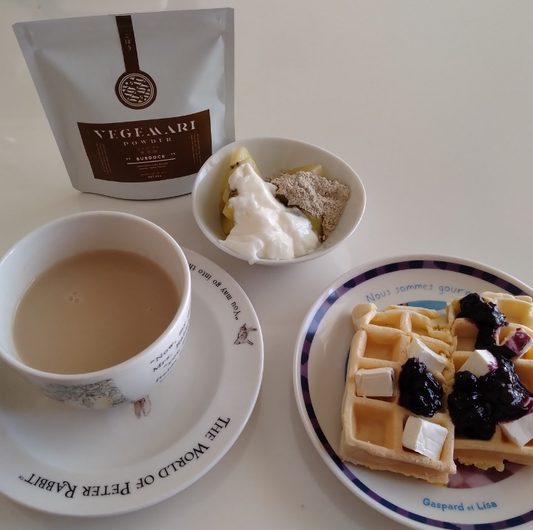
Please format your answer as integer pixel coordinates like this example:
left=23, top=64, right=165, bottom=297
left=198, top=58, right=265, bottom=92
left=447, top=371, right=496, bottom=440
left=398, top=357, right=443, bottom=417
left=449, top=355, right=533, bottom=439
left=456, top=292, right=507, bottom=349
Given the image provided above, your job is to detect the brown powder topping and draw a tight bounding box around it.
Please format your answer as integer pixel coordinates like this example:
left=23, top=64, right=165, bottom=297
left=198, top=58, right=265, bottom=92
left=268, top=171, right=350, bottom=241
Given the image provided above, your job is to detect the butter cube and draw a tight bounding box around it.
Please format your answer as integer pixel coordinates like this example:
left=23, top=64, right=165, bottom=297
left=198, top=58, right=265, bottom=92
left=402, top=416, right=448, bottom=460
left=458, top=349, right=498, bottom=377
left=503, top=328, right=533, bottom=358
left=406, top=337, right=447, bottom=374
left=355, top=367, right=395, bottom=397
left=501, top=413, right=533, bottom=447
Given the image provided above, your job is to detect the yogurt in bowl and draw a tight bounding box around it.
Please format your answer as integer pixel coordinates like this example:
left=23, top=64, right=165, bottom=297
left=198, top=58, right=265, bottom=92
left=192, top=137, right=366, bottom=266
left=220, top=161, right=321, bottom=262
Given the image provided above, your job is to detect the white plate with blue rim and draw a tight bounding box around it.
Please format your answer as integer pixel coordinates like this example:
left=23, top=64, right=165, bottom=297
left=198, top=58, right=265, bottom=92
left=293, top=255, right=533, bottom=530
left=0, top=249, right=263, bottom=517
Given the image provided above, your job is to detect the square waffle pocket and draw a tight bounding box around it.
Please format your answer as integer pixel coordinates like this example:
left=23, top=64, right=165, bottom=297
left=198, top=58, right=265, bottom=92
left=339, top=305, right=457, bottom=484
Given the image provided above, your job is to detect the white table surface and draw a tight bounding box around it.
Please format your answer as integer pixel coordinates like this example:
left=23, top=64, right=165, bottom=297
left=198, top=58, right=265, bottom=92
left=2, top=1, right=533, bottom=529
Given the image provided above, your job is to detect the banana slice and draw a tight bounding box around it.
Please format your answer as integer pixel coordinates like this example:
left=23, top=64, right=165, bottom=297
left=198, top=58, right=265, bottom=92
left=221, top=147, right=261, bottom=234
left=230, top=146, right=261, bottom=175
left=286, top=164, right=325, bottom=177
left=221, top=213, right=234, bottom=235
left=303, top=212, right=323, bottom=239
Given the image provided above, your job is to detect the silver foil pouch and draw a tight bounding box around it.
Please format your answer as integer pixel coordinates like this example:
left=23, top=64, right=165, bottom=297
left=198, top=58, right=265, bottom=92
left=13, top=9, right=235, bottom=199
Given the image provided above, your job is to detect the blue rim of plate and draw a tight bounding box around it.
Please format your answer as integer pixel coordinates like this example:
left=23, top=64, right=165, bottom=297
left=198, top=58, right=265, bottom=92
left=298, top=258, right=532, bottom=530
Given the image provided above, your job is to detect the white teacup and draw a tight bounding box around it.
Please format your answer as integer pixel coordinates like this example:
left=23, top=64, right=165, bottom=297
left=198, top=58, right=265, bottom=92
left=0, top=211, right=191, bottom=410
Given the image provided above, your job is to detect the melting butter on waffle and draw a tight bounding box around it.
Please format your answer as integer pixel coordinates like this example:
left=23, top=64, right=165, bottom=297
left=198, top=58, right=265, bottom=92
left=339, top=303, right=457, bottom=483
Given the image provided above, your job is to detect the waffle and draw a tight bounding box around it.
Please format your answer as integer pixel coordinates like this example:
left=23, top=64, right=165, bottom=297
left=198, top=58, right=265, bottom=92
left=339, top=303, right=457, bottom=483
left=449, top=291, right=533, bottom=471
left=352, top=303, right=455, bottom=351
left=340, top=294, right=533, bottom=482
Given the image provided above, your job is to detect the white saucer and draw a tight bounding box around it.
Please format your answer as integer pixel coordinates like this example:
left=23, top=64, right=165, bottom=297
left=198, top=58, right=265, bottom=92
left=0, top=248, right=263, bottom=517
left=294, top=255, right=533, bottom=530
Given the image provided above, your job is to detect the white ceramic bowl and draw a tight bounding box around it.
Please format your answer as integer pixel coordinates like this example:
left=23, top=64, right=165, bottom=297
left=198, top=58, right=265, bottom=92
left=192, top=137, right=366, bottom=265
left=0, top=211, right=191, bottom=409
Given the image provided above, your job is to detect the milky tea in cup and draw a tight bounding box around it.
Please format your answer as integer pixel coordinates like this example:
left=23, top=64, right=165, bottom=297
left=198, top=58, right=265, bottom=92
left=0, top=212, right=192, bottom=409
left=13, top=249, right=180, bottom=375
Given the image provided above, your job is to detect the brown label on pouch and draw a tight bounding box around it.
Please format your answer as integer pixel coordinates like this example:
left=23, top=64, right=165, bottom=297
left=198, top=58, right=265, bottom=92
left=77, top=110, right=212, bottom=183
left=115, top=15, right=157, bottom=110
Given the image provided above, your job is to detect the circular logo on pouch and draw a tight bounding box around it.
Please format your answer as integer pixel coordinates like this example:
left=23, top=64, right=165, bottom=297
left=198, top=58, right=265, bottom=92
left=115, top=71, right=157, bottom=110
